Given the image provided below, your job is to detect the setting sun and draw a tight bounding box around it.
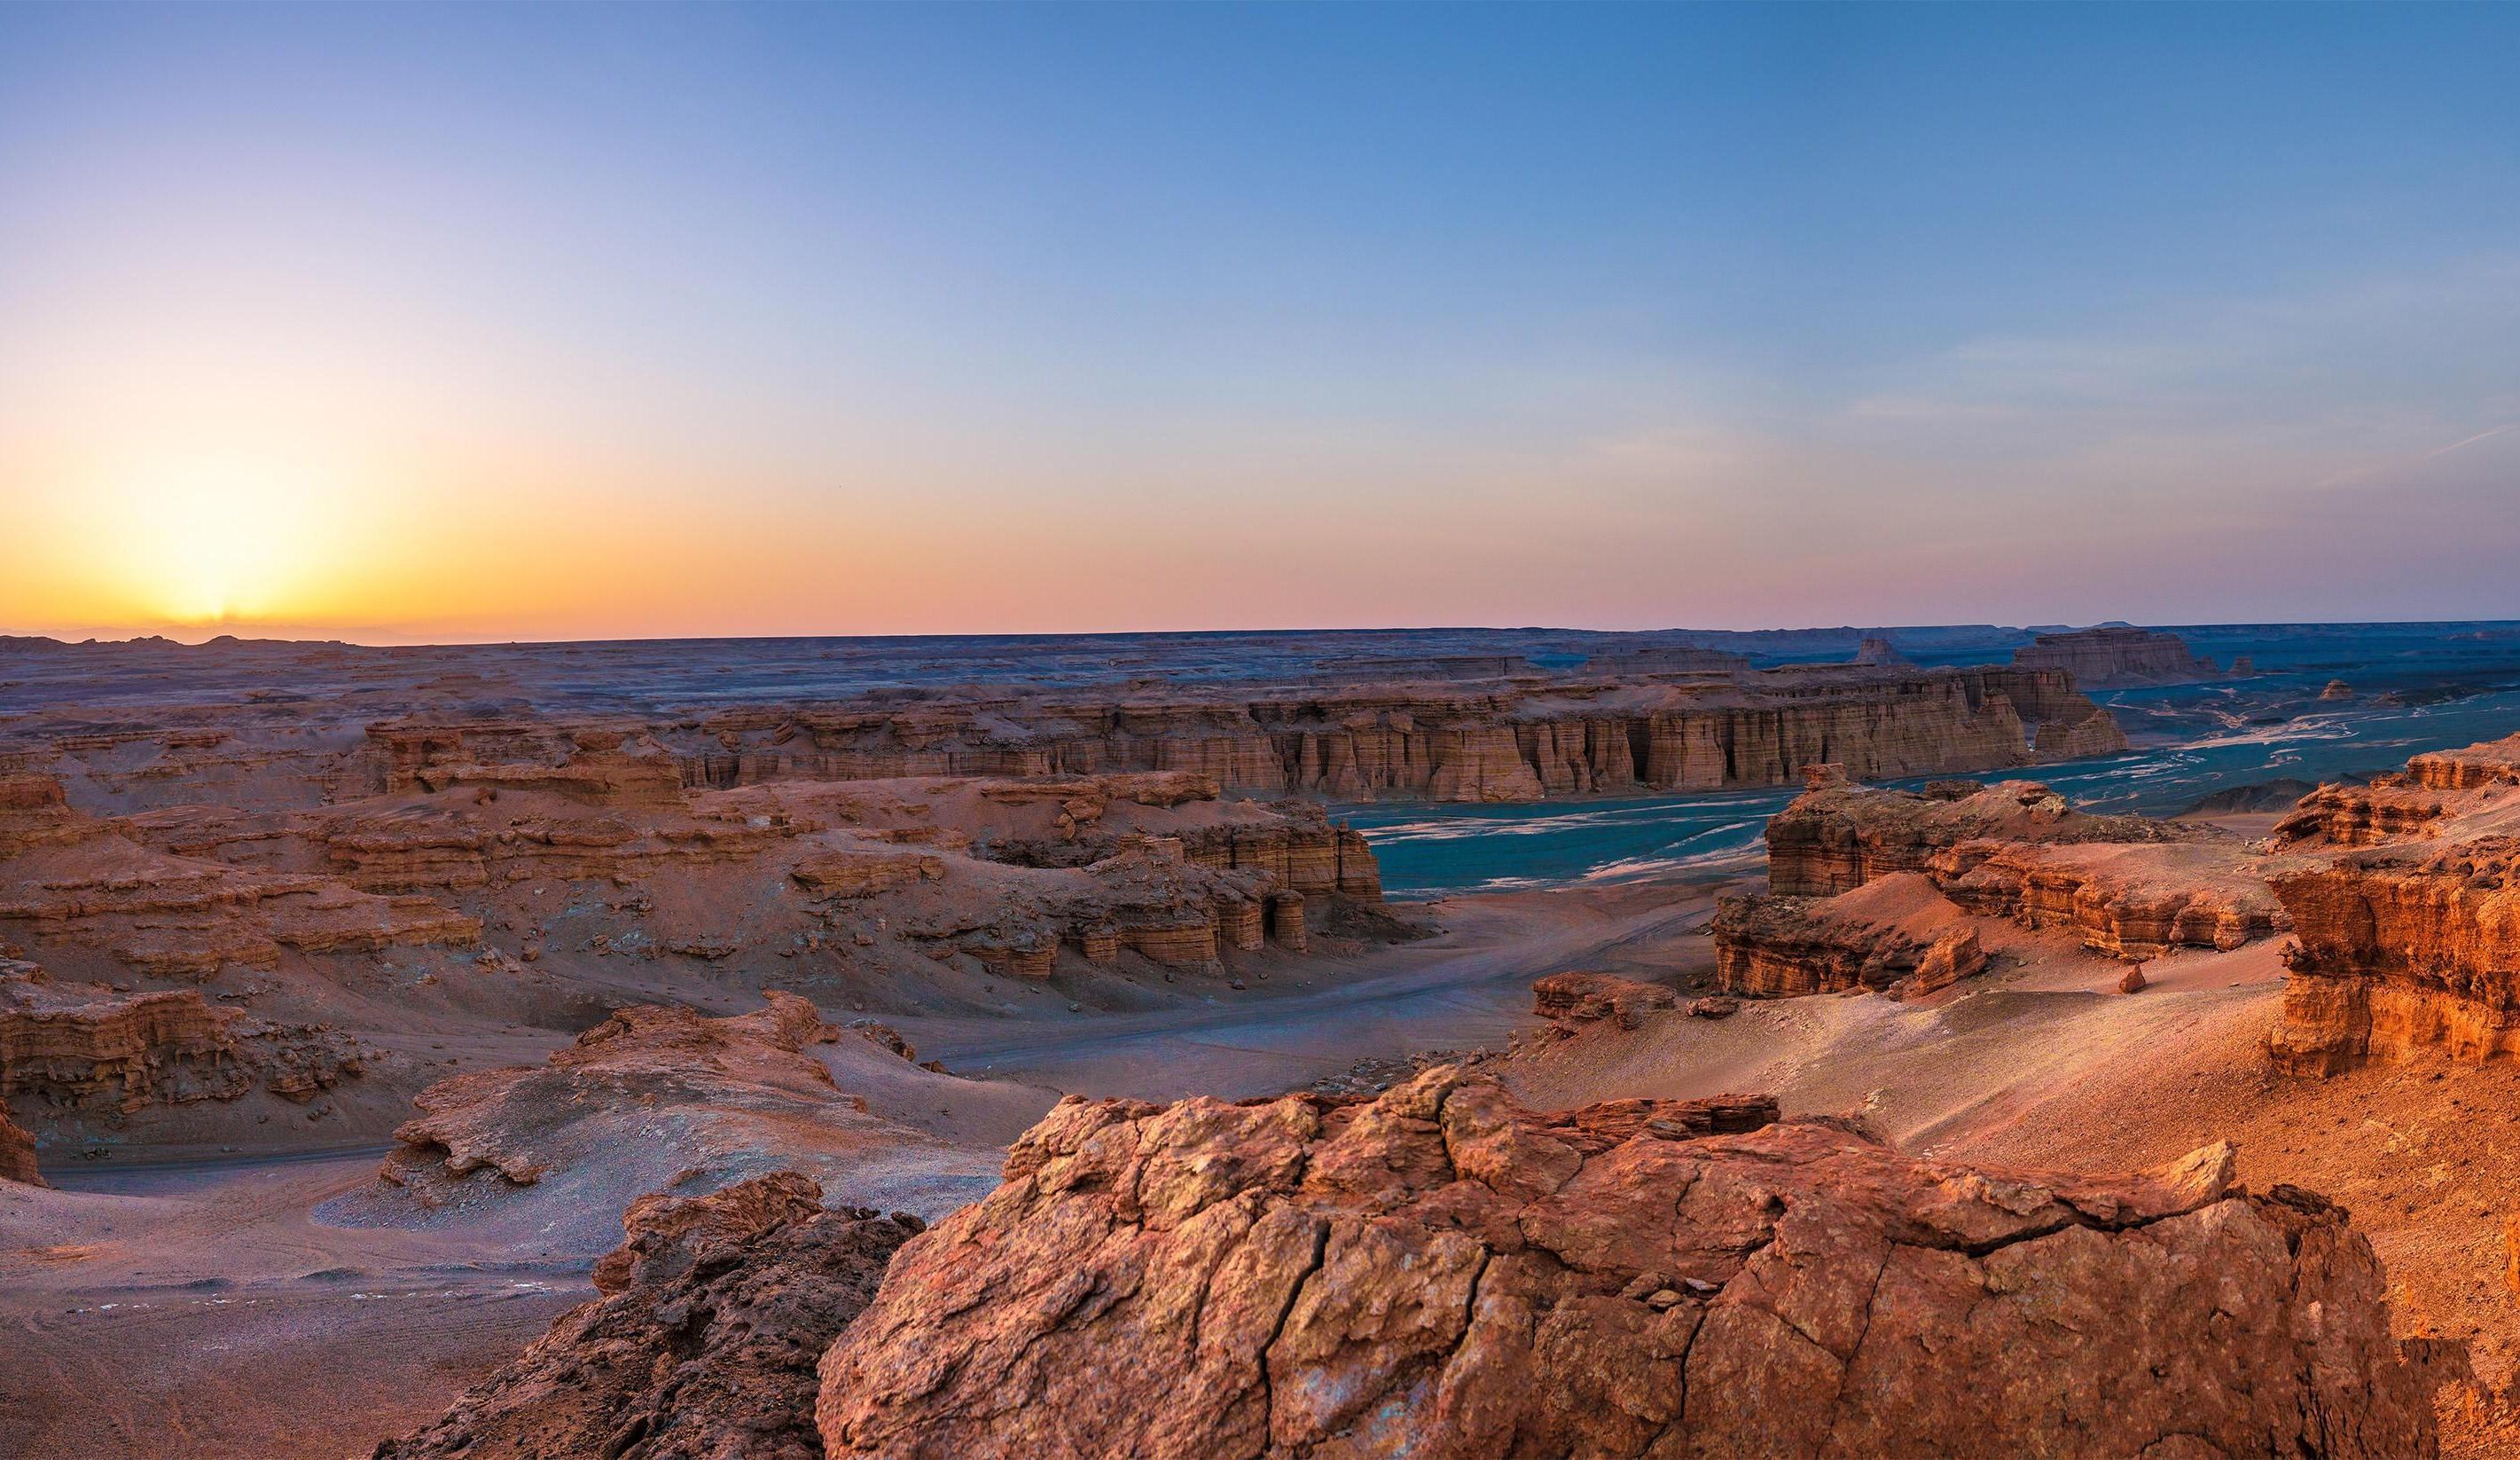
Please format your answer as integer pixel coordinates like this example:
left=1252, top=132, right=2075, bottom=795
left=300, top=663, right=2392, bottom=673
left=108, top=461, right=332, bottom=624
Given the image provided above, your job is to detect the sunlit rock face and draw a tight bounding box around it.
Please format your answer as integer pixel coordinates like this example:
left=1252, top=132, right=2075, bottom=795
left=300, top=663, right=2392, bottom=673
left=2010, top=625, right=2221, bottom=686
left=1762, top=775, right=2219, bottom=900
left=815, top=1069, right=2433, bottom=1460
left=2269, top=733, right=2520, bottom=1074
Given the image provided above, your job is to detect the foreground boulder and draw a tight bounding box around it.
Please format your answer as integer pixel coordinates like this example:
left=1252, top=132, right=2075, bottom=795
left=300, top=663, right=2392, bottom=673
left=375, top=1172, right=920, bottom=1460
left=817, top=1068, right=2434, bottom=1459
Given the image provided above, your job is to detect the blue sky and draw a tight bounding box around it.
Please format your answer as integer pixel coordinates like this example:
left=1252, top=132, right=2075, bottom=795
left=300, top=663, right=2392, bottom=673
left=4, top=4, right=2517, bottom=639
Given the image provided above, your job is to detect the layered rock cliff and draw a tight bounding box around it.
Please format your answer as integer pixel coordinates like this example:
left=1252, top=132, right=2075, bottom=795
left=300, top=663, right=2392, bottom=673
left=669, top=665, right=2123, bottom=805
left=1, top=960, right=364, bottom=1113
left=1765, top=773, right=2217, bottom=899
left=1714, top=874, right=1988, bottom=998
left=2012, top=625, right=2220, bottom=686
left=2266, top=734, right=2520, bottom=1073
left=815, top=1067, right=2433, bottom=1459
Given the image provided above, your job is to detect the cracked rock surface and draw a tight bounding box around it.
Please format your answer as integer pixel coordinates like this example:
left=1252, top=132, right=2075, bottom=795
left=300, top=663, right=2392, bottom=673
left=817, top=1067, right=2434, bottom=1459
left=376, top=1172, right=920, bottom=1460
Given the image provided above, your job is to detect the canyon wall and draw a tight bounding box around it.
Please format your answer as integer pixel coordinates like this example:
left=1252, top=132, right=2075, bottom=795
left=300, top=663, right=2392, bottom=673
left=661, top=665, right=2123, bottom=805
left=2265, top=733, right=2520, bottom=1073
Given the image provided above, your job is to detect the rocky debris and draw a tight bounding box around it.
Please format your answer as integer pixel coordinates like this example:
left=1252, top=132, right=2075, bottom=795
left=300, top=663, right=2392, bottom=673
left=1686, top=995, right=1739, bottom=1018
left=2323, top=679, right=2359, bottom=702
left=1714, top=875, right=1988, bottom=999
left=0, top=1102, right=40, bottom=1183
left=816, top=1069, right=2434, bottom=1459
left=1765, top=776, right=2210, bottom=898
left=0, top=962, right=364, bottom=1112
left=1530, top=971, right=1679, bottom=1031
left=374, top=1171, right=922, bottom=1460
left=2119, top=962, right=2149, bottom=993
left=2011, top=624, right=2221, bottom=686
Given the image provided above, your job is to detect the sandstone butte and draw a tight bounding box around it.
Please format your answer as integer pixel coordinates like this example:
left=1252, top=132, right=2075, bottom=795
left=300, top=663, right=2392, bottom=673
left=2010, top=624, right=2227, bottom=687
left=813, top=1067, right=2435, bottom=1459
left=2267, top=732, right=2520, bottom=1073
left=1723, top=768, right=2287, bottom=998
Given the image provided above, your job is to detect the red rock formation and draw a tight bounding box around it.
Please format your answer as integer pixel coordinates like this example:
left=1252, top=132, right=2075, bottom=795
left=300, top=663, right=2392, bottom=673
left=2012, top=625, right=2220, bottom=686
left=0, top=962, right=364, bottom=1111
left=1765, top=776, right=2211, bottom=898
left=2267, top=735, right=2520, bottom=1072
left=1714, top=875, right=1989, bottom=998
left=817, top=1069, right=2433, bottom=1459
left=0, top=1102, right=40, bottom=1184
left=373, top=1172, right=921, bottom=1460
left=2269, top=840, right=2520, bottom=1072
left=1929, top=838, right=2288, bottom=957
left=1530, top=971, right=1679, bottom=1031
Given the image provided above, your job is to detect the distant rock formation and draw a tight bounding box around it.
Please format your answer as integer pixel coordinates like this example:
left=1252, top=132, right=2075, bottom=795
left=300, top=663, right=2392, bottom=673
left=815, top=1068, right=2433, bottom=1459
left=372, top=993, right=917, bottom=1196
left=1851, top=633, right=1908, bottom=665
left=2321, top=679, right=2358, bottom=702
left=374, top=1171, right=920, bottom=1460
left=667, top=666, right=2124, bottom=804
left=1729, top=777, right=2285, bottom=991
left=2012, top=625, right=2220, bottom=686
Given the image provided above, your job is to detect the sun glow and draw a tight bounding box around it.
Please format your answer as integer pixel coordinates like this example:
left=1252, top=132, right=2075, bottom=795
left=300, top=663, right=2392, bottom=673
left=82, top=459, right=340, bottom=627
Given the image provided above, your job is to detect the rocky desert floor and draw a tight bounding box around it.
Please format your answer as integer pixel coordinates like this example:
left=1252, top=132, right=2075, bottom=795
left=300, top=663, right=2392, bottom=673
left=13, top=627, right=2520, bottom=1456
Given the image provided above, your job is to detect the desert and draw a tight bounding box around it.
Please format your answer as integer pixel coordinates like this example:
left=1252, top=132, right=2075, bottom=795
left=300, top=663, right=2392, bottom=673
left=9, top=624, right=2520, bottom=1457
left=13, top=5, right=2520, bottom=1456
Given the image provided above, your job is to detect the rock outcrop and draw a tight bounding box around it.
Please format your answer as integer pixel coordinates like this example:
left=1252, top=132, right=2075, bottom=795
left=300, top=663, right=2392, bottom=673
left=379, top=993, right=871, bottom=1192
left=2012, top=625, right=2220, bottom=686
left=1715, top=874, right=1988, bottom=998
left=817, top=1068, right=2433, bottom=1459
left=2267, top=734, right=2520, bottom=1073
left=0, top=961, right=364, bottom=1112
left=1530, top=971, right=1679, bottom=1031
left=1765, top=774, right=2216, bottom=899
left=0, top=1102, right=39, bottom=1183
left=374, top=1172, right=920, bottom=1460
left=1929, top=838, right=2289, bottom=957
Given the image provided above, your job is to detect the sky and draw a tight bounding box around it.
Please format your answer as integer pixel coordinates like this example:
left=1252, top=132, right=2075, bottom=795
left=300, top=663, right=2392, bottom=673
left=3, top=4, right=2518, bottom=644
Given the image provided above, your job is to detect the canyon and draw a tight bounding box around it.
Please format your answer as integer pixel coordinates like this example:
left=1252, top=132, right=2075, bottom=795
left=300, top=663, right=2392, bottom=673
left=12, top=623, right=2520, bottom=1460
